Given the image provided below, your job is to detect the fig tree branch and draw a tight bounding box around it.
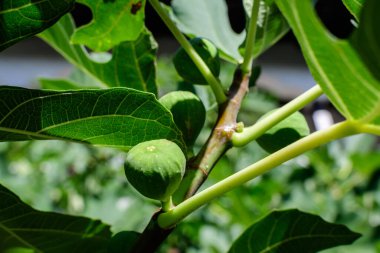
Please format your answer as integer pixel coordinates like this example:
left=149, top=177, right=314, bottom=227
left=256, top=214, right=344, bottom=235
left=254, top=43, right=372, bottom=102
left=185, top=69, right=250, bottom=197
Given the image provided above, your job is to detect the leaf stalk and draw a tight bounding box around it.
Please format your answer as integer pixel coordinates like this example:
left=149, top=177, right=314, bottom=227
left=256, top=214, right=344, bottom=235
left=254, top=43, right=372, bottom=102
left=240, top=0, right=261, bottom=74
left=232, top=85, right=323, bottom=147
left=148, top=0, right=227, bottom=104
left=158, top=121, right=359, bottom=228
left=161, top=197, right=174, bottom=212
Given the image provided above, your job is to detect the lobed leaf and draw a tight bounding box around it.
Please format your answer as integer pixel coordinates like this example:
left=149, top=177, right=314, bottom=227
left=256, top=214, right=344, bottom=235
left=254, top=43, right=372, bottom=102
left=0, top=0, right=74, bottom=51
left=0, top=184, right=111, bottom=253
left=170, top=0, right=245, bottom=63
left=170, top=0, right=288, bottom=63
left=228, top=209, right=360, bottom=253
left=0, top=86, right=185, bottom=151
left=38, top=15, right=157, bottom=95
left=71, top=0, right=146, bottom=52
left=275, top=0, right=380, bottom=133
left=241, top=0, right=289, bottom=58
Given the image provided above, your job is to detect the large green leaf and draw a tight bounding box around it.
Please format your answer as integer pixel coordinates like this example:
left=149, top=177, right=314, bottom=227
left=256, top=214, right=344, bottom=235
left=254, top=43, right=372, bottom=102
left=0, top=86, right=185, bottom=150
left=351, top=0, right=380, bottom=81
left=38, top=15, right=157, bottom=95
left=228, top=209, right=360, bottom=253
left=342, top=0, right=365, bottom=20
left=275, top=0, right=380, bottom=131
left=242, top=0, right=289, bottom=58
left=0, top=0, right=74, bottom=51
left=170, top=0, right=245, bottom=63
left=71, top=0, right=146, bottom=52
left=0, top=184, right=111, bottom=252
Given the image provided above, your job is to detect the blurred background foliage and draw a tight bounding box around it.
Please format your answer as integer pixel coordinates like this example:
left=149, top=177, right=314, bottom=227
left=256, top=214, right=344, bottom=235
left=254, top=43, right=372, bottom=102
left=0, top=57, right=379, bottom=253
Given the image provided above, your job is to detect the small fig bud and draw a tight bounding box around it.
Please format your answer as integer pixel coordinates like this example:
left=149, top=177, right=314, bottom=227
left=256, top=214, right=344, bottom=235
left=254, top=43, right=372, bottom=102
left=173, top=37, right=220, bottom=85
left=159, top=91, right=206, bottom=148
left=124, top=139, right=186, bottom=201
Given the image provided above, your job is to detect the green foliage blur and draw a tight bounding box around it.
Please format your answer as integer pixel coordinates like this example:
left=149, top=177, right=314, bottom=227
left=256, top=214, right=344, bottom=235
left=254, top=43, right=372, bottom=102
left=1, top=57, right=379, bottom=253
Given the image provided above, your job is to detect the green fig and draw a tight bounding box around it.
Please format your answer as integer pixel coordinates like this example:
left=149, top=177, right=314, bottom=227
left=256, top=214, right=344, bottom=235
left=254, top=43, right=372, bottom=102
left=173, top=37, right=220, bottom=84
left=124, top=139, right=186, bottom=202
left=159, top=91, right=206, bottom=148
left=256, top=111, right=310, bottom=153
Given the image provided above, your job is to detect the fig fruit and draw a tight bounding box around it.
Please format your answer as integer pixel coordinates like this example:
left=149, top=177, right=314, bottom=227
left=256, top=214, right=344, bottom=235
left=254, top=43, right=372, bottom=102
left=173, top=37, right=220, bottom=84
left=159, top=91, right=206, bottom=148
left=124, top=139, right=186, bottom=201
left=256, top=111, right=310, bottom=153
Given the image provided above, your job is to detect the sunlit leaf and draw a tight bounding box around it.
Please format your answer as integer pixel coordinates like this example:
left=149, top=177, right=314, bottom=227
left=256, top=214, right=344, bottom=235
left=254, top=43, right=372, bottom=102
left=228, top=209, right=360, bottom=253
left=0, top=184, right=111, bottom=253
left=342, top=0, right=365, bottom=20
left=71, top=0, right=146, bottom=51
left=39, top=68, right=101, bottom=90
left=350, top=0, right=380, bottom=82
left=39, top=15, right=157, bottom=94
left=0, top=86, right=185, bottom=150
left=0, top=0, right=74, bottom=51
left=241, top=0, right=289, bottom=58
left=275, top=0, right=380, bottom=133
left=170, top=0, right=245, bottom=63
left=39, top=78, right=87, bottom=90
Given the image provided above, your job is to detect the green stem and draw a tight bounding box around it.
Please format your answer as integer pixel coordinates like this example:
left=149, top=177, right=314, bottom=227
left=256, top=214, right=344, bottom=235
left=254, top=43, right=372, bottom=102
left=148, top=0, right=227, bottom=104
left=240, top=0, right=261, bottom=74
left=358, top=123, right=380, bottom=136
left=161, top=197, right=173, bottom=212
left=232, top=85, right=323, bottom=147
left=158, top=121, right=359, bottom=228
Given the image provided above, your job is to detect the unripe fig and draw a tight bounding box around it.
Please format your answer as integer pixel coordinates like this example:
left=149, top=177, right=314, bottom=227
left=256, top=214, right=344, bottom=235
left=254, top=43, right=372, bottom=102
left=256, top=111, right=310, bottom=153
left=124, top=139, right=186, bottom=201
left=159, top=91, right=206, bottom=148
left=173, top=37, right=220, bottom=84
